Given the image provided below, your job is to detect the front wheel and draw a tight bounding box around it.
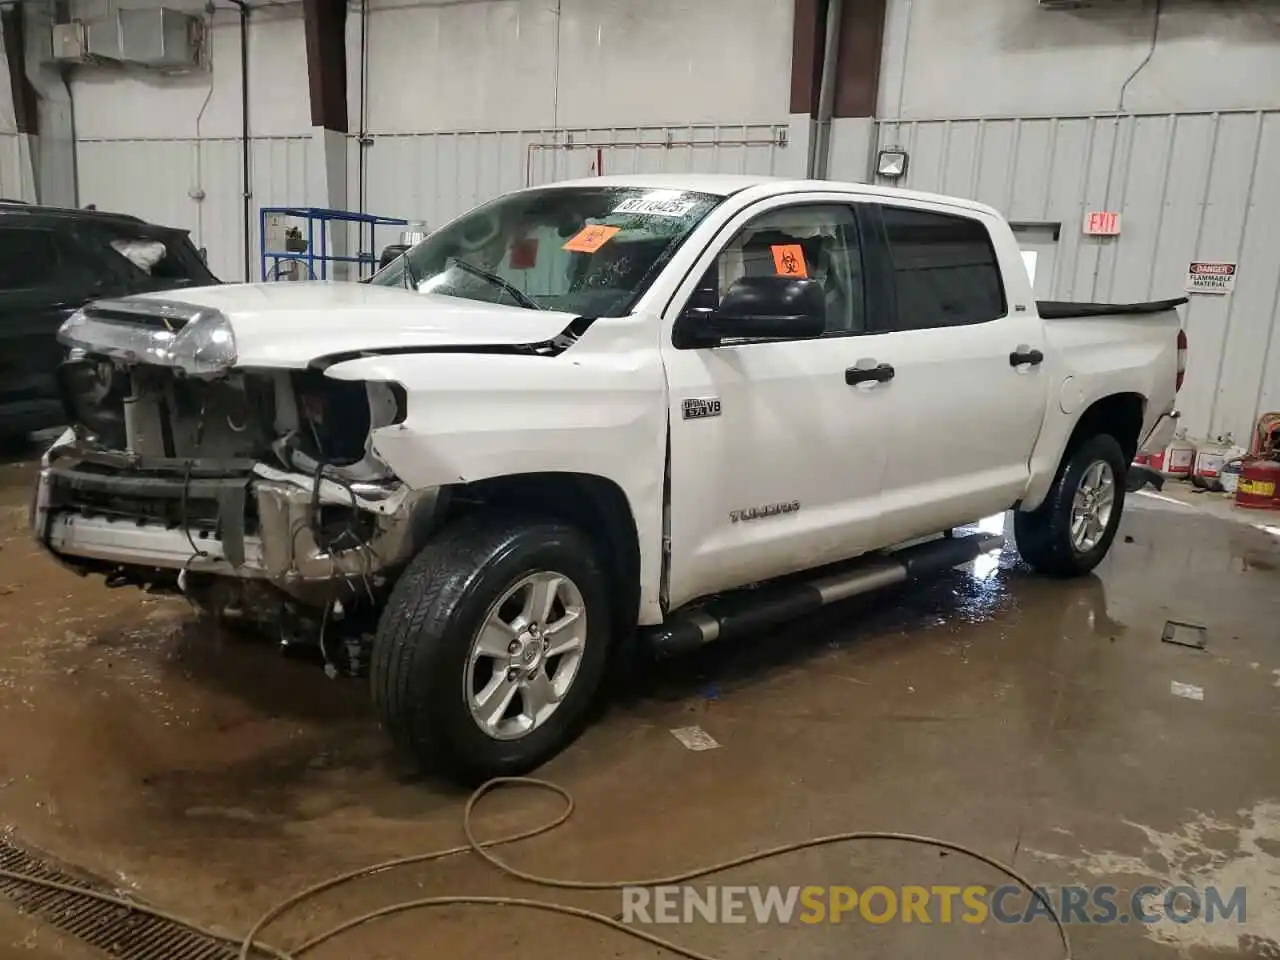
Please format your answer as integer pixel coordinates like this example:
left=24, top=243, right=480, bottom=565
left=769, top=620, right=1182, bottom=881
left=1014, top=433, right=1128, bottom=578
left=370, top=512, right=611, bottom=784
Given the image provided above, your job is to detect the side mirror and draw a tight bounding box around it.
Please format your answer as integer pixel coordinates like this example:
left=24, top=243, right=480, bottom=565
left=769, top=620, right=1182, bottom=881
left=379, top=243, right=411, bottom=270
left=674, top=275, right=826, bottom=348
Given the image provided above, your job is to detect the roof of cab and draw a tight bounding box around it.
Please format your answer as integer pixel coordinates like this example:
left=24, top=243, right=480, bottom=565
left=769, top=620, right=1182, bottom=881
left=539, top=173, right=999, bottom=218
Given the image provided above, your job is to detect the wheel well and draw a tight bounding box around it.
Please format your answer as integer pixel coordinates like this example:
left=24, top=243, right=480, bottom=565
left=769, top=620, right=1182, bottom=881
left=449, top=472, right=642, bottom=635
left=1067, top=393, right=1146, bottom=465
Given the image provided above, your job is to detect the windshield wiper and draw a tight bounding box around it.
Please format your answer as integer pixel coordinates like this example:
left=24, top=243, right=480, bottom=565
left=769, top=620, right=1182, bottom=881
left=400, top=249, right=418, bottom=291
left=447, top=256, right=543, bottom=310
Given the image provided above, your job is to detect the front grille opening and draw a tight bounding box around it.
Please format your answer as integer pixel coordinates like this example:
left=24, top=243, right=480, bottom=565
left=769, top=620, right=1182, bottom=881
left=83, top=305, right=190, bottom=331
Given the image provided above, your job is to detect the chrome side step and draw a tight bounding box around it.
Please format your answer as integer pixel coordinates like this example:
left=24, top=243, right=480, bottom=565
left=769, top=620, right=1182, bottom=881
left=640, top=532, right=1003, bottom=659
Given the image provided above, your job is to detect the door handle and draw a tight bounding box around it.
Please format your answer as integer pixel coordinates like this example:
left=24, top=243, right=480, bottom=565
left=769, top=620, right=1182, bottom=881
left=846, top=363, right=895, bottom=386
left=1009, top=349, right=1044, bottom=367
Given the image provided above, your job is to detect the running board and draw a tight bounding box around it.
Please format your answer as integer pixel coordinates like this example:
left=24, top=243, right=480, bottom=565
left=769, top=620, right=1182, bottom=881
left=640, top=532, right=1003, bottom=659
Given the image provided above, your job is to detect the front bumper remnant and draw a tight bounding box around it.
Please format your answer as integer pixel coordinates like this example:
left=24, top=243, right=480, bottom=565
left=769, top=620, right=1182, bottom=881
left=32, top=440, right=440, bottom=602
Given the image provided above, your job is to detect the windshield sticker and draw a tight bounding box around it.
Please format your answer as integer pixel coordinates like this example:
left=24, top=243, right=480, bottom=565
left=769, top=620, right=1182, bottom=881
left=612, top=196, right=699, bottom=218
left=771, top=244, right=808, bottom=278
left=563, top=224, right=621, bottom=254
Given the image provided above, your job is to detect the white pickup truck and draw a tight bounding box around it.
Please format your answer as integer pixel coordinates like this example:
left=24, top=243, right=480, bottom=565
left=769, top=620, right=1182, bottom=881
left=33, top=174, right=1186, bottom=781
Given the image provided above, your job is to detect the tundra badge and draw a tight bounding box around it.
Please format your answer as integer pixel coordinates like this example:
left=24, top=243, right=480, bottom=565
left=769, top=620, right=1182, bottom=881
left=731, top=501, right=801, bottom=523
left=682, top=397, right=722, bottom=420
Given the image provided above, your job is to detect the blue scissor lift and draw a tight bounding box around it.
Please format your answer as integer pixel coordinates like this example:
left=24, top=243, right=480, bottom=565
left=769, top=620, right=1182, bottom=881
left=259, top=207, right=409, bottom=281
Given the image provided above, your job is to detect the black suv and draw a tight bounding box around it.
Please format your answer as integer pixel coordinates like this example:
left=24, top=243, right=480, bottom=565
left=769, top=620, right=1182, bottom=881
left=0, top=201, right=218, bottom=438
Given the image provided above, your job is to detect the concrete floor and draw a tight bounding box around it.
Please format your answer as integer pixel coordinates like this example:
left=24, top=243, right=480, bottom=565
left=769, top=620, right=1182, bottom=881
left=1, top=447, right=1278, bottom=960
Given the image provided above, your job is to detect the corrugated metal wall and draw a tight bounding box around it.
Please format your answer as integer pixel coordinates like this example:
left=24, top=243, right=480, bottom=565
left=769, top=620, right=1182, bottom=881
left=355, top=122, right=791, bottom=230
left=0, top=133, right=30, bottom=201
left=867, top=110, right=1280, bottom=446
left=76, top=124, right=789, bottom=283
left=71, top=112, right=1280, bottom=446
left=76, top=136, right=312, bottom=282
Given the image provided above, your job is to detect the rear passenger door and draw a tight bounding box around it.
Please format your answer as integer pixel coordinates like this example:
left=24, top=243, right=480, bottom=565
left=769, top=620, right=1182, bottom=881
left=864, top=202, right=1048, bottom=545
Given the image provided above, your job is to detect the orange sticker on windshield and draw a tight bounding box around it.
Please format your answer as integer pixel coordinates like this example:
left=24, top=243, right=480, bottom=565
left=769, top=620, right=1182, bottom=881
left=771, top=244, right=808, bottom=278
left=563, top=224, right=621, bottom=254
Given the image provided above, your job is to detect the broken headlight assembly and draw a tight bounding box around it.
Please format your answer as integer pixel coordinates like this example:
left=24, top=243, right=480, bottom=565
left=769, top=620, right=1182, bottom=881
left=58, top=299, right=238, bottom=377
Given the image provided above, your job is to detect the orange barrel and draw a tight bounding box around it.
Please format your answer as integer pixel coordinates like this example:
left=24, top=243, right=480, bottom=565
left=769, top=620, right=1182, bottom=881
left=1235, top=458, right=1280, bottom=510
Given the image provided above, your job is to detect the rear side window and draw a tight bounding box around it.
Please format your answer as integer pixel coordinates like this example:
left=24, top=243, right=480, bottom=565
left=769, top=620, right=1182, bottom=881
left=99, top=226, right=213, bottom=285
left=879, top=205, right=1006, bottom=329
left=0, top=227, right=70, bottom=290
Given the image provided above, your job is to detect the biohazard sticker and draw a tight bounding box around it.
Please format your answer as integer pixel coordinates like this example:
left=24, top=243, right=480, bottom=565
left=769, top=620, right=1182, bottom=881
left=562, top=224, right=621, bottom=254
left=771, top=244, right=808, bottom=278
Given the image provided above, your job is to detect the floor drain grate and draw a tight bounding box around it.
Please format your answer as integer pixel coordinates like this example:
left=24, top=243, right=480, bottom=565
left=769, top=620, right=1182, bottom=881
left=1162, top=620, right=1208, bottom=650
left=0, top=835, right=245, bottom=960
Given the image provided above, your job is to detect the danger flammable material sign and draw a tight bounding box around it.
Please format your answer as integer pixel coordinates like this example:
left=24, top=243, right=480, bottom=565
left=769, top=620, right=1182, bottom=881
left=1185, top=261, right=1237, bottom=295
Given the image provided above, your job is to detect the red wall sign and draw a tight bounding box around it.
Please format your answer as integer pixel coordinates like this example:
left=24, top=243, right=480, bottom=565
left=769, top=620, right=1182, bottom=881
left=1083, top=211, right=1122, bottom=236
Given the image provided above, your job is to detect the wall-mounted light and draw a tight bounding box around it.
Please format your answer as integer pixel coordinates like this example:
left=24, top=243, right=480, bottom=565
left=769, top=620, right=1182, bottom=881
left=877, top=147, right=909, bottom=180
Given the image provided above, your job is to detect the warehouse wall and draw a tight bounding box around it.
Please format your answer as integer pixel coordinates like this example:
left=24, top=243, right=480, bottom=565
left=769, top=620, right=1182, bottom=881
left=68, top=0, right=315, bottom=279
left=0, top=132, right=27, bottom=199
left=863, top=111, right=1280, bottom=446
left=349, top=0, right=792, bottom=133
left=70, top=0, right=310, bottom=138
left=0, top=26, right=35, bottom=202
left=48, top=0, right=1280, bottom=444
left=0, top=49, right=25, bottom=200
left=348, top=0, right=796, bottom=236
left=866, top=0, right=1280, bottom=447
left=879, top=0, right=1280, bottom=120
left=67, top=0, right=797, bottom=278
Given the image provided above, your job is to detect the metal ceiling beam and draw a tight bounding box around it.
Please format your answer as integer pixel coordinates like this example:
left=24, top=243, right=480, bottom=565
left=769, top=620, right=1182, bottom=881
left=791, top=0, right=888, bottom=121
left=792, top=0, right=889, bottom=179
left=303, top=0, right=347, bottom=132
left=789, top=0, right=824, bottom=118
left=833, top=0, right=888, bottom=119
left=1, top=3, right=39, bottom=136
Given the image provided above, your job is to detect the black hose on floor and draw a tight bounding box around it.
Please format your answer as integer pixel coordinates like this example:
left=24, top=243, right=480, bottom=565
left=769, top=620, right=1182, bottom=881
left=1, top=778, right=1072, bottom=960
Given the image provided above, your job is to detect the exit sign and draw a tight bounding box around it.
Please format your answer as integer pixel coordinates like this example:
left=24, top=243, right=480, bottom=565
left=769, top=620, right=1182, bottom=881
left=1084, top=211, right=1122, bottom=236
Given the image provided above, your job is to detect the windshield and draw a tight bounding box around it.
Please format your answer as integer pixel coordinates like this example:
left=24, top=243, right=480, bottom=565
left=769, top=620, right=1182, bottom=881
left=369, top=186, right=723, bottom=316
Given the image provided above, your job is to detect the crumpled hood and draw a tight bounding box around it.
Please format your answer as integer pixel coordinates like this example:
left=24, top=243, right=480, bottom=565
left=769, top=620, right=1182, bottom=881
left=132, top=282, right=581, bottom=368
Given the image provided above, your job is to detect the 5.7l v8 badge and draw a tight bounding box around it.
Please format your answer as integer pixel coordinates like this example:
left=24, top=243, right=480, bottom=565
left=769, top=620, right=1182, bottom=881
left=682, top=398, right=722, bottom=420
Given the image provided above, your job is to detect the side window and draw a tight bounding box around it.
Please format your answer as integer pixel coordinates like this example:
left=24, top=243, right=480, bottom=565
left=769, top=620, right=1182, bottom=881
left=98, top=227, right=203, bottom=285
left=690, top=204, right=865, bottom=336
left=0, top=227, right=71, bottom=291
left=879, top=205, right=1006, bottom=330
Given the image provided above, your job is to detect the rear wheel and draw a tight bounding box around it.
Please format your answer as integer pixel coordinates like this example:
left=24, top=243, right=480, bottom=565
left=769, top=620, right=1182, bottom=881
left=370, top=512, right=611, bottom=783
left=1015, top=433, right=1127, bottom=578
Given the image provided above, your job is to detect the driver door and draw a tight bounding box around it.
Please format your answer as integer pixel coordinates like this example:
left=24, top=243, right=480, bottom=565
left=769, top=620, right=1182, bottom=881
left=660, top=194, right=895, bottom=610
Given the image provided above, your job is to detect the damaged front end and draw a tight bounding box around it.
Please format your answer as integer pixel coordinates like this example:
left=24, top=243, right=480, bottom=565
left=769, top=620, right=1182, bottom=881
left=32, top=298, right=444, bottom=640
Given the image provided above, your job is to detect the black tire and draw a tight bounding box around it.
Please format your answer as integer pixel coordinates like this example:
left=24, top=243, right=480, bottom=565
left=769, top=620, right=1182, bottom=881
left=370, top=511, right=612, bottom=784
left=1014, top=433, right=1128, bottom=578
